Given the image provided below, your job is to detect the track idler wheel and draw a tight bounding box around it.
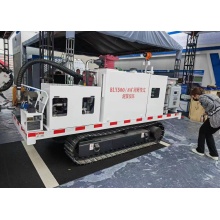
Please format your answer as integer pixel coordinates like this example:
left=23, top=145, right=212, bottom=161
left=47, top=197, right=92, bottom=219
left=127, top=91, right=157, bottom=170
left=94, top=143, right=101, bottom=153
left=150, top=126, right=163, bottom=142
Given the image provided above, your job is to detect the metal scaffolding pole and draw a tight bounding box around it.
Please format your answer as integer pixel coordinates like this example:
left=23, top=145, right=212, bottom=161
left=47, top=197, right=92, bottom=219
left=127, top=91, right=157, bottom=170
left=65, top=31, right=75, bottom=84
left=3, top=38, right=9, bottom=70
left=39, top=31, right=54, bottom=83
left=182, top=31, right=199, bottom=94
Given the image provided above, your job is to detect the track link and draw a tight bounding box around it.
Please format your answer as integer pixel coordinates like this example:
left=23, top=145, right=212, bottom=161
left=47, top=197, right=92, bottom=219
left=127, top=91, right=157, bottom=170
left=64, top=122, right=164, bottom=165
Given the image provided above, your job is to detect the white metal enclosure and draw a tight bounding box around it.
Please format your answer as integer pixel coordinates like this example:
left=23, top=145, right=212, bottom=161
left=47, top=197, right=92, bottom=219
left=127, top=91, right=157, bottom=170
left=97, top=69, right=151, bottom=122
left=41, top=83, right=101, bottom=130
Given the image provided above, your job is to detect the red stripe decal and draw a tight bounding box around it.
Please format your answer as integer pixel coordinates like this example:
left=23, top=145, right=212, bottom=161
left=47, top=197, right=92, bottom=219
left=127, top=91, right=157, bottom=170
left=175, top=113, right=179, bottom=116
left=21, top=127, right=26, bottom=135
left=124, top=120, right=131, bottom=124
left=75, top=126, right=85, bottom=131
left=28, top=133, right=36, bottom=138
left=167, top=114, right=171, bottom=117
left=110, top=121, right=117, bottom=126
left=54, top=129, right=65, bottom=134
left=147, top=116, right=153, bottom=120
left=28, top=131, right=44, bottom=137
left=158, top=115, right=163, bottom=118
left=94, top=124, right=102, bottom=128
left=136, top=118, right=142, bottom=122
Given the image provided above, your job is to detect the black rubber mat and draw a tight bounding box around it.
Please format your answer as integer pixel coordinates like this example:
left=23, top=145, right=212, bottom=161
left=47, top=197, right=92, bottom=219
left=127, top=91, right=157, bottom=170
left=0, top=139, right=165, bottom=188
left=0, top=142, right=45, bottom=188
left=35, top=139, right=165, bottom=186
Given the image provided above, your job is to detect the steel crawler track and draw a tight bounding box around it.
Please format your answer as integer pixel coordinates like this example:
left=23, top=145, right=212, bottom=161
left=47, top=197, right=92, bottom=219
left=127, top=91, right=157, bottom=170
left=64, top=122, right=164, bottom=165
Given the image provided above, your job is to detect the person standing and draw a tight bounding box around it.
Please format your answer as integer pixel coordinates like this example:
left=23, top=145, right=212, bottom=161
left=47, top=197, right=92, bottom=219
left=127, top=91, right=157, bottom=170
left=191, top=87, right=220, bottom=161
left=74, top=69, right=83, bottom=85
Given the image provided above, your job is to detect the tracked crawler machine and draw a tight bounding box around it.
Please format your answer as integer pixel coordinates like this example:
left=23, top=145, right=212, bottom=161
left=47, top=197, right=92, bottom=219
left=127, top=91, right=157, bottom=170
left=12, top=31, right=183, bottom=164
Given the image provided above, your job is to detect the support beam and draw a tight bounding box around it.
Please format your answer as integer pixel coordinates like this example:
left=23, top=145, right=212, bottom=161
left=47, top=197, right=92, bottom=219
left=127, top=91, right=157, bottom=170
left=39, top=31, right=54, bottom=83
left=182, top=31, right=199, bottom=94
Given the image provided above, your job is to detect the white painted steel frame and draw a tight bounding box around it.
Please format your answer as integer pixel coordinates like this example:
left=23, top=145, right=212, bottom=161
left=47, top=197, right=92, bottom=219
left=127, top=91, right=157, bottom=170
left=21, top=84, right=49, bottom=113
left=13, top=112, right=182, bottom=145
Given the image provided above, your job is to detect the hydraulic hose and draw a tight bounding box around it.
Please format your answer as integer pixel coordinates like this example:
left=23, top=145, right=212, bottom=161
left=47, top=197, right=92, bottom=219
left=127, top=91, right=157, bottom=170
left=16, top=59, right=83, bottom=88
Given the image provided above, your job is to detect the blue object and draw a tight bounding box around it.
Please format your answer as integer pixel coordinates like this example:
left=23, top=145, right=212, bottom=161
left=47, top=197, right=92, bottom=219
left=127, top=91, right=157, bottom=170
left=210, top=53, right=220, bottom=87
left=181, top=85, right=188, bottom=94
left=21, top=101, right=28, bottom=110
left=27, top=88, right=35, bottom=92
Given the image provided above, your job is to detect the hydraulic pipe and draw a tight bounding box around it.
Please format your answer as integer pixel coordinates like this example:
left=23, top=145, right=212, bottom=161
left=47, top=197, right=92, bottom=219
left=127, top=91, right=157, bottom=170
left=16, top=59, right=82, bottom=89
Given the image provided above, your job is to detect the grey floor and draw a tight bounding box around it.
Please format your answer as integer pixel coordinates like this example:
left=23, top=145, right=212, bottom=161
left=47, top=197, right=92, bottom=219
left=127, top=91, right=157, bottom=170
left=0, top=109, right=22, bottom=145
left=1, top=108, right=220, bottom=188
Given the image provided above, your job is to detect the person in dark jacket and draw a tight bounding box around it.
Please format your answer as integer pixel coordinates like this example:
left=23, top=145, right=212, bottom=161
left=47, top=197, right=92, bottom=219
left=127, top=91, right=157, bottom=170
left=74, top=69, right=82, bottom=85
left=191, top=87, right=220, bottom=161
